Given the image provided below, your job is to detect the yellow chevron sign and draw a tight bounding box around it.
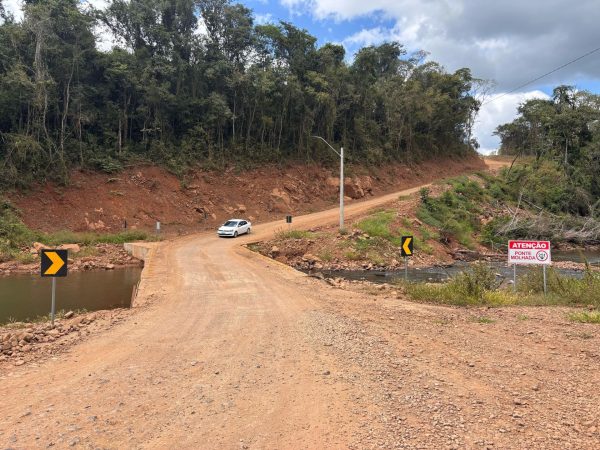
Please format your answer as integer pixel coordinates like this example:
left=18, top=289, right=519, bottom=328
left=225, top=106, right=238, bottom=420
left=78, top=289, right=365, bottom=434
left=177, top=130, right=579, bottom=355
left=41, top=250, right=68, bottom=277
left=401, top=236, right=413, bottom=257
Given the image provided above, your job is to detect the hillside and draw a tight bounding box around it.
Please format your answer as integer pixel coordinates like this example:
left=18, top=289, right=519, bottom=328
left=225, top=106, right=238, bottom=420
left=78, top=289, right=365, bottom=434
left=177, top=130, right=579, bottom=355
left=8, top=156, right=485, bottom=235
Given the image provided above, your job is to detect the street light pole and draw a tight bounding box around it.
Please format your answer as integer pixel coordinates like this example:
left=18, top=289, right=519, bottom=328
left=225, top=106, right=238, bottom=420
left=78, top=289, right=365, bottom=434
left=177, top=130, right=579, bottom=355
left=312, top=136, right=344, bottom=231
left=339, top=146, right=344, bottom=230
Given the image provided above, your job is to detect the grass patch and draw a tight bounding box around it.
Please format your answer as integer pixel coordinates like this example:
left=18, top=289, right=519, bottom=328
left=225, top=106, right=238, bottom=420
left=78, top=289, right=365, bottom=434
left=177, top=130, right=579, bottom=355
left=274, top=230, right=316, bottom=240
left=403, top=263, right=600, bottom=309
left=404, top=263, right=505, bottom=306
left=471, top=316, right=495, bottom=324
left=568, top=311, right=600, bottom=324
left=356, top=210, right=397, bottom=242
left=517, top=267, right=600, bottom=307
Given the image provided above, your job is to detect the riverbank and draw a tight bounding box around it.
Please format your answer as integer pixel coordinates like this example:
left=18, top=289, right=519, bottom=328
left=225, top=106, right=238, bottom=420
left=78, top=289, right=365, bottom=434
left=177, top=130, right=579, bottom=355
left=0, top=308, right=132, bottom=369
left=0, top=243, right=143, bottom=276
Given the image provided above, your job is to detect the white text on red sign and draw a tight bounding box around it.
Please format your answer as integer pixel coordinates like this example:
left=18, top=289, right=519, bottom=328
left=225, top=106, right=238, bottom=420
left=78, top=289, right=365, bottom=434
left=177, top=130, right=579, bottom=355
left=508, top=240, right=551, bottom=266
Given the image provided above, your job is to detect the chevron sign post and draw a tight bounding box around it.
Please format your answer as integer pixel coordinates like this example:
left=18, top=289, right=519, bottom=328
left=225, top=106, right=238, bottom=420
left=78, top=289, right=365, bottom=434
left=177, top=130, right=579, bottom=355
left=40, top=249, right=69, bottom=326
left=400, top=236, right=414, bottom=281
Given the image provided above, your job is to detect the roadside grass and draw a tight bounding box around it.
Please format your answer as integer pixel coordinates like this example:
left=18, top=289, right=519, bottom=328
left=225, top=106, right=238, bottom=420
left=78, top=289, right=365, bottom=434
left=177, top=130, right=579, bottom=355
left=274, top=230, right=316, bottom=240
left=401, top=263, right=600, bottom=309
left=517, top=266, right=600, bottom=306
left=356, top=210, right=398, bottom=243
left=568, top=311, right=600, bottom=324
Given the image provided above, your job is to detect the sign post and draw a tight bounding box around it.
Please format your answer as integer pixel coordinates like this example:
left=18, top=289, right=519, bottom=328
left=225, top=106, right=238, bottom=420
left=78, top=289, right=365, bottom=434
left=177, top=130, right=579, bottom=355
left=400, top=236, right=414, bottom=281
left=156, top=221, right=161, bottom=235
left=508, top=240, right=551, bottom=295
left=41, top=249, right=68, bottom=326
left=286, top=215, right=292, bottom=231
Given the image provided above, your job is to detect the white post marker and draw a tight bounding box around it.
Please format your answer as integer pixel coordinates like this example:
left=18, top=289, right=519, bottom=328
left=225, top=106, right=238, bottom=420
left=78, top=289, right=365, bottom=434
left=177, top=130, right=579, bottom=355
left=156, top=221, right=161, bottom=234
left=339, top=146, right=344, bottom=230
left=51, top=278, right=56, bottom=326
left=508, top=240, right=552, bottom=294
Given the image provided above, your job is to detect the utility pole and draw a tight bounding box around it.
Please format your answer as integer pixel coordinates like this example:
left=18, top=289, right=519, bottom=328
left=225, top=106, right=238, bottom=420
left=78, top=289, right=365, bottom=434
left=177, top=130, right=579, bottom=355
left=312, top=136, right=344, bottom=231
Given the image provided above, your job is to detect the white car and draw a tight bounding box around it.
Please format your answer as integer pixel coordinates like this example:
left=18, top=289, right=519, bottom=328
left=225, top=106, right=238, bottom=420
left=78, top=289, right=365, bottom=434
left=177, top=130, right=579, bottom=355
left=217, top=219, right=252, bottom=238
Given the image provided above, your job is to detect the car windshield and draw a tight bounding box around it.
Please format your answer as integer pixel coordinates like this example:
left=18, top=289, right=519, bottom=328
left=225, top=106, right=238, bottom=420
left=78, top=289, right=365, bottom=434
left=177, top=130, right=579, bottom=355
left=223, top=221, right=239, bottom=227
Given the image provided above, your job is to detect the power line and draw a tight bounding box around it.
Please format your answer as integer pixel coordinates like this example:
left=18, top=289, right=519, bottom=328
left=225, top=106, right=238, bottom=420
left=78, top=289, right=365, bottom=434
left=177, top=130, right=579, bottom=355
left=482, top=45, right=600, bottom=106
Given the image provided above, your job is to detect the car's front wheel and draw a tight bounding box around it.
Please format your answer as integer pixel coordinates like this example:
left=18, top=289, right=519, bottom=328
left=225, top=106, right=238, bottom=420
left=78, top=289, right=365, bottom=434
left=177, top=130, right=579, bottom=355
left=233, top=231, right=238, bottom=238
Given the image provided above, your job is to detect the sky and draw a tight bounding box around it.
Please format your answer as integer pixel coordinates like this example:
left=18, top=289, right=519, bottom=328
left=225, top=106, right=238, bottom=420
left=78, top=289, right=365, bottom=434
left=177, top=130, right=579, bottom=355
left=4, top=0, right=600, bottom=154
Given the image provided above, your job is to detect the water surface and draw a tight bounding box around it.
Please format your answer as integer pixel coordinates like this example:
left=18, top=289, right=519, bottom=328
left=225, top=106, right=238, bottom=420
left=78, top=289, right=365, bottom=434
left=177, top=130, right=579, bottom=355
left=0, top=267, right=141, bottom=324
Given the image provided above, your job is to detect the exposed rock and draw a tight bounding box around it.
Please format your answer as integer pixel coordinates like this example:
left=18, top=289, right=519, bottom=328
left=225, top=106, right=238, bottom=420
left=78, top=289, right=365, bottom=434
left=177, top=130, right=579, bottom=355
left=84, top=217, right=106, bottom=231
left=64, top=311, right=75, bottom=319
left=302, top=254, right=321, bottom=264
left=58, top=243, right=81, bottom=253
left=32, top=242, right=50, bottom=254
left=344, top=178, right=365, bottom=199
left=326, top=177, right=339, bottom=188
left=269, top=188, right=292, bottom=213
left=237, top=204, right=247, bottom=214
left=269, top=246, right=280, bottom=257
left=105, top=264, right=115, bottom=270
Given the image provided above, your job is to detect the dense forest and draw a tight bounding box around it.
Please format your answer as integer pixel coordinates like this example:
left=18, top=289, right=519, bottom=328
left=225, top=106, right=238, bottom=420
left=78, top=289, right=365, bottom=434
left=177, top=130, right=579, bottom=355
left=0, top=0, right=481, bottom=188
left=495, top=86, right=600, bottom=217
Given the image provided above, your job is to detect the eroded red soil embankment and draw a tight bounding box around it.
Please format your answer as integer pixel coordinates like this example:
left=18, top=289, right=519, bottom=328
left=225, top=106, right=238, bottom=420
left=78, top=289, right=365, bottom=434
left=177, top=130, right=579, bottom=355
left=9, top=155, right=485, bottom=234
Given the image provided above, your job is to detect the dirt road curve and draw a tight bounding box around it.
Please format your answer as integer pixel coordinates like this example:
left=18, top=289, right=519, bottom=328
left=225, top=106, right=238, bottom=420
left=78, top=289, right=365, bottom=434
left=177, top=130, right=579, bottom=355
left=2, top=159, right=599, bottom=449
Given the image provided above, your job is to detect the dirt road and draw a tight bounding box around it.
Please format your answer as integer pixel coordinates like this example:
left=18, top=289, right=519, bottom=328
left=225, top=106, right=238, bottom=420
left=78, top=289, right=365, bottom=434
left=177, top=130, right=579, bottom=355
left=1, top=160, right=599, bottom=449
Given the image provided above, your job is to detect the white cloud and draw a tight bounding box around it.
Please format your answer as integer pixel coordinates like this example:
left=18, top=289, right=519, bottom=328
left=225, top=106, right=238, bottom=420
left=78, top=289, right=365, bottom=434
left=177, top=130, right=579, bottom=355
left=3, top=0, right=24, bottom=21
left=474, top=90, right=550, bottom=155
left=255, top=12, right=274, bottom=25
left=282, top=0, right=600, bottom=91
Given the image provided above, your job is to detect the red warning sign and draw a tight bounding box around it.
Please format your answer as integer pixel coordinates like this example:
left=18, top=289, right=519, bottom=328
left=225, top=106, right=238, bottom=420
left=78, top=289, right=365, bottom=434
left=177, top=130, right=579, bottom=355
left=508, top=240, right=551, bottom=265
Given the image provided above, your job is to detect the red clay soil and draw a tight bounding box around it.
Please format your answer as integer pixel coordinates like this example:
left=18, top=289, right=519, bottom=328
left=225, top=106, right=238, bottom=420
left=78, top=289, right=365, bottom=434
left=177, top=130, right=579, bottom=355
left=8, top=155, right=486, bottom=235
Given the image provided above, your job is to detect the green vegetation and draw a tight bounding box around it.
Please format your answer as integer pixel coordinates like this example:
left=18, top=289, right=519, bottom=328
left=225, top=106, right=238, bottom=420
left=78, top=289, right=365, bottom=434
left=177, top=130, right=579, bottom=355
left=0, top=0, right=480, bottom=188
left=0, top=198, right=154, bottom=262
left=404, top=263, right=510, bottom=306
left=568, top=311, right=600, bottom=324
left=356, top=211, right=400, bottom=245
left=340, top=209, right=436, bottom=262
left=403, top=263, right=600, bottom=309
left=493, top=86, right=600, bottom=242
left=417, top=177, right=487, bottom=247
left=517, top=266, right=600, bottom=305
left=274, top=230, right=316, bottom=240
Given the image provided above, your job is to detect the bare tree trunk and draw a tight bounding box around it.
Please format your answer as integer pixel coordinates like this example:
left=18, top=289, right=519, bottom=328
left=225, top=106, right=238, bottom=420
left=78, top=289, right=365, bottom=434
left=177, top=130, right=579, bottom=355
left=60, top=59, right=75, bottom=164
